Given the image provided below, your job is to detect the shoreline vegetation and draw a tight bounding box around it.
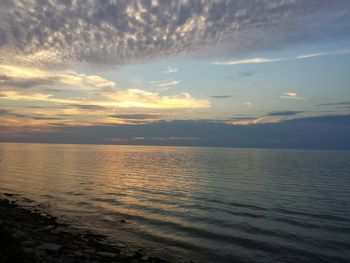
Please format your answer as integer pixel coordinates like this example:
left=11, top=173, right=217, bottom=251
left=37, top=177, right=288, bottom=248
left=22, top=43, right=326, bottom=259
left=0, top=194, right=186, bottom=263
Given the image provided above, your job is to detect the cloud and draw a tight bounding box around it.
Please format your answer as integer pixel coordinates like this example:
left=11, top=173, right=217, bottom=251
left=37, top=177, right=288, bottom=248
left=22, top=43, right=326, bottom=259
left=240, top=71, right=256, bottom=78
left=0, top=89, right=210, bottom=110
left=214, top=57, right=282, bottom=65
left=210, top=95, right=234, bottom=99
left=227, top=116, right=274, bottom=126
left=109, top=113, right=160, bottom=120
left=229, top=117, right=256, bottom=121
left=103, top=89, right=209, bottom=109
left=268, top=111, right=304, bottom=116
left=0, top=64, right=117, bottom=91
left=149, top=80, right=180, bottom=89
left=280, top=92, right=306, bottom=100
left=0, top=64, right=209, bottom=114
left=68, top=104, right=107, bottom=110
left=2, top=115, right=350, bottom=150
left=318, top=101, right=350, bottom=106
left=213, top=49, right=350, bottom=66
left=0, top=109, right=26, bottom=118
left=150, top=137, right=199, bottom=141
left=296, top=49, right=350, bottom=59
left=1, top=1, right=349, bottom=66
left=0, top=108, right=62, bottom=120
left=163, top=66, right=179, bottom=74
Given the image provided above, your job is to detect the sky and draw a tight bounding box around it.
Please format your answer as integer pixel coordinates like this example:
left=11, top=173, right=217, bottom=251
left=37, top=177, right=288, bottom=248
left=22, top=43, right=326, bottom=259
left=0, top=0, right=350, bottom=149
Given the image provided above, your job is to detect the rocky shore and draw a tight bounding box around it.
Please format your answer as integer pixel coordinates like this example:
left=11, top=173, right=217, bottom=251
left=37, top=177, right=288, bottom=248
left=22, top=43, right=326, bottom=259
left=0, top=195, right=184, bottom=263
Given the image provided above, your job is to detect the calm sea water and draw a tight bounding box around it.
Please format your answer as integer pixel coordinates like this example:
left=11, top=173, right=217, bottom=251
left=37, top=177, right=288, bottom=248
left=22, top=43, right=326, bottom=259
left=0, top=143, right=349, bottom=262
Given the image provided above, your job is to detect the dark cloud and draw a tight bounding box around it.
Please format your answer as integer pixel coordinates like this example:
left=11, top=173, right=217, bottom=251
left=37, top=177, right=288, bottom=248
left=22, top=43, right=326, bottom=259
left=268, top=111, right=304, bottom=116
left=225, top=71, right=256, bottom=80
left=283, top=115, right=350, bottom=125
left=1, top=115, right=350, bottom=150
left=44, top=88, right=63, bottom=92
left=110, top=113, right=160, bottom=120
left=0, top=76, right=60, bottom=89
left=318, top=101, right=350, bottom=106
left=240, top=71, right=256, bottom=78
left=210, top=95, right=234, bottom=99
left=68, top=104, right=107, bottom=110
left=0, top=108, right=27, bottom=118
left=229, top=117, right=256, bottom=121
left=1, top=0, right=349, bottom=66
left=25, top=105, right=64, bottom=109
left=30, top=116, right=62, bottom=120
left=0, top=108, right=62, bottom=120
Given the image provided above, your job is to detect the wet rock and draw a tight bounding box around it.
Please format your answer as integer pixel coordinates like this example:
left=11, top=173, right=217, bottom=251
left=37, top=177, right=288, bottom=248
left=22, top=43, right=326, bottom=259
left=37, top=242, right=62, bottom=252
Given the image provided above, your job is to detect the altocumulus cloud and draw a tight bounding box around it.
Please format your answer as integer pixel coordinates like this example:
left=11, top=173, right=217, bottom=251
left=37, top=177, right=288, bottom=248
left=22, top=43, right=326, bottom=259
left=0, top=0, right=349, bottom=66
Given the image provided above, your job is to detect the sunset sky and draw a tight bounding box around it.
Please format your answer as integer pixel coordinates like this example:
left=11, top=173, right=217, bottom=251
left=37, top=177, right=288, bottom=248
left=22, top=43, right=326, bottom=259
left=1, top=1, right=350, bottom=148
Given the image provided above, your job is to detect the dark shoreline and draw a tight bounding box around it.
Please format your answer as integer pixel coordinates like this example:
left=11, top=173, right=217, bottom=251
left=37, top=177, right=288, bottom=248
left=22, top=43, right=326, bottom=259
left=0, top=195, right=185, bottom=263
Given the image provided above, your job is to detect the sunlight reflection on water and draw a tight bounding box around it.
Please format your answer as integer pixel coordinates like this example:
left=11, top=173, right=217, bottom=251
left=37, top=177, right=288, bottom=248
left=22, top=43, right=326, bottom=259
left=1, top=143, right=350, bottom=262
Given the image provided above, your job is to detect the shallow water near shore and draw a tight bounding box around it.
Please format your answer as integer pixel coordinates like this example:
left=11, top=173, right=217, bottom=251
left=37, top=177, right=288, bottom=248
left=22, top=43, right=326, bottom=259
left=1, top=143, right=350, bottom=262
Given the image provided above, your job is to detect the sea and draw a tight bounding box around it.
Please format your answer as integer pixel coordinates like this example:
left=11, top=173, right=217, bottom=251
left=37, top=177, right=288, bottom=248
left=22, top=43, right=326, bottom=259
left=0, top=143, right=349, bottom=263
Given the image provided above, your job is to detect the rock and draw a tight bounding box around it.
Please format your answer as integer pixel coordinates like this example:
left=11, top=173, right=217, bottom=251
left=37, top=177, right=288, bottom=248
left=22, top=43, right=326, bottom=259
left=116, top=242, right=127, bottom=248
left=23, top=247, right=35, bottom=254
left=84, top=248, right=96, bottom=254
left=63, top=242, right=78, bottom=250
left=120, top=251, right=135, bottom=258
left=22, top=240, right=36, bottom=247
left=51, top=226, right=70, bottom=234
left=38, top=225, right=55, bottom=231
left=97, top=251, right=118, bottom=258
left=37, top=242, right=62, bottom=252
left=120, top=219, right=127, bottom=223
left=35, top=249, right=47, bottom=258
left=134, top=249, right=144, bottom=258
left=74, top=251, right=84, bottom=257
